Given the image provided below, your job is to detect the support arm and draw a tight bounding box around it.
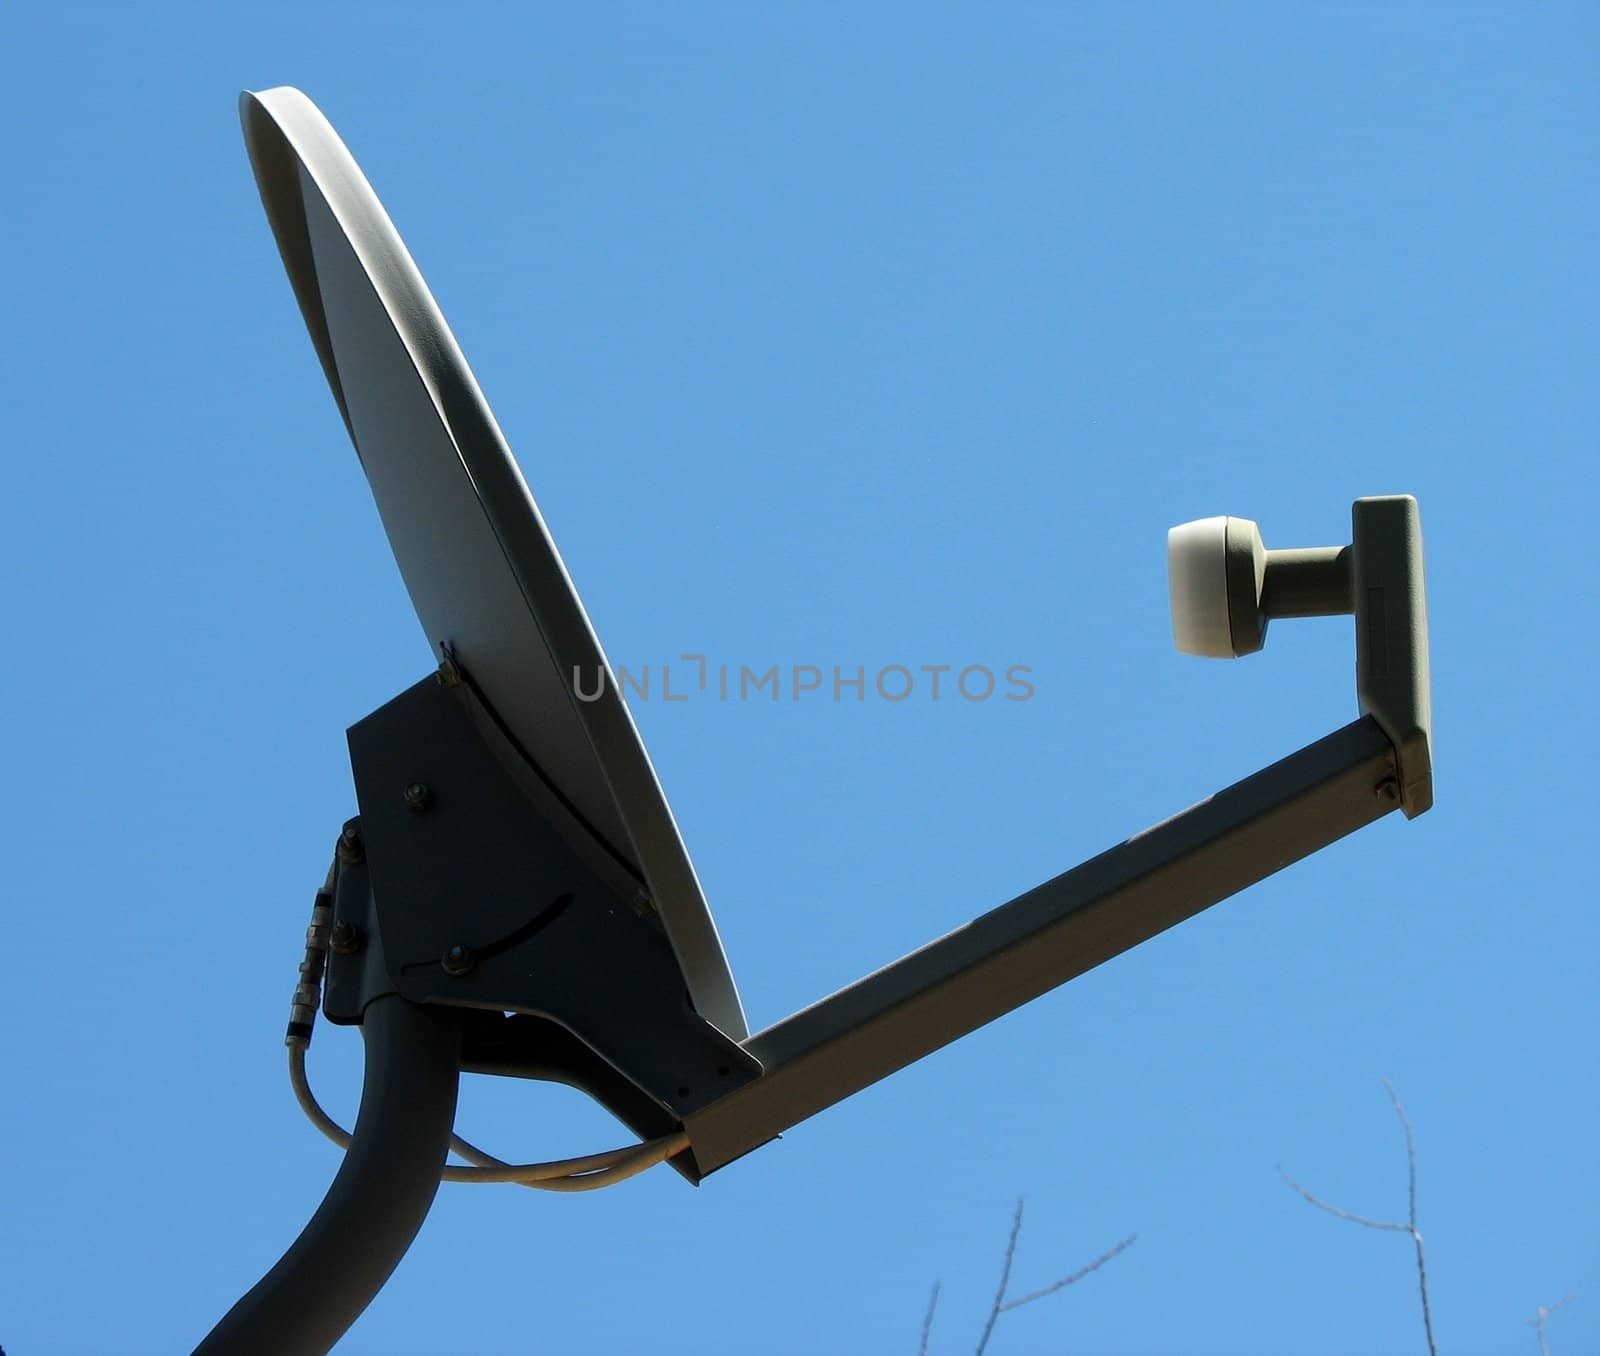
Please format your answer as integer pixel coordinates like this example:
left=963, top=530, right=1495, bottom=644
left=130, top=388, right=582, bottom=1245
left=685, top=716, right=1399, bottom=1176
left=194, top=997, right=463, bottom=1356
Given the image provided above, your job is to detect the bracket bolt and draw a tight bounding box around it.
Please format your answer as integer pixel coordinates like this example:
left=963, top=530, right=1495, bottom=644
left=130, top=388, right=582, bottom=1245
left=403, top=782, right=432, bottom=812
left=1375, top=777, right=1401, bottom=805
left=329, top=920, right=361, bottom=955
left=337, top=822, right=364, bottom=863
left=436, top=654, right=462, bottom=687
left=441, top=944, right=474, bottom=976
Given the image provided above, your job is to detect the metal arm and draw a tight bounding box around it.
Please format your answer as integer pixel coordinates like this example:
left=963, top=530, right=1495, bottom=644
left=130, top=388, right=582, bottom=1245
left=684, top=716, right=1401, bottom=1176
left=194, top=996, right=463, bottom=1356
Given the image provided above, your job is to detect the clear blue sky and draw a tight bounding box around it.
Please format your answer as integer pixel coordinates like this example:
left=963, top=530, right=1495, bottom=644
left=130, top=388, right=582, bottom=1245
left=2, top=5, right=1595, bottom=1353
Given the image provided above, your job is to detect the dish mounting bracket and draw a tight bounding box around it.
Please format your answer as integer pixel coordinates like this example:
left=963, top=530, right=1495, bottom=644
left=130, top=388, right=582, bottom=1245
left=320, top=664, right=760, bottom=1183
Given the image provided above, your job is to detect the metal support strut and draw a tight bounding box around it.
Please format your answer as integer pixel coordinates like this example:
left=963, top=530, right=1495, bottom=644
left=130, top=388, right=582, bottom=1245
left=193, top=997, right=463, bottom=1356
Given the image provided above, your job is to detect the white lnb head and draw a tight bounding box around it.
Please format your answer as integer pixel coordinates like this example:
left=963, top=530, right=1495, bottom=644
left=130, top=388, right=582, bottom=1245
left=1167, top=515, right=1353, bottom=658
left=1167, top=516, right=1266, bottom=658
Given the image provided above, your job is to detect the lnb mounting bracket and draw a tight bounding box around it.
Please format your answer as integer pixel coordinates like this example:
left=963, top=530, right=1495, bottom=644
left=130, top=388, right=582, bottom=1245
left=1351, top=495, right=1432, bottom=818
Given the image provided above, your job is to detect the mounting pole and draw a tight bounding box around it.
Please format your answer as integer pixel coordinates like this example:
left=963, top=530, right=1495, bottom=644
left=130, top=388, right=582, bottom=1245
left=193, top=997, right=463, bottom=1356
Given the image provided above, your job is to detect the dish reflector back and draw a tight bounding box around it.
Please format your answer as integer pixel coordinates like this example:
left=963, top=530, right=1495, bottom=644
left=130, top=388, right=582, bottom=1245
left=240, top=87, right=746, bottom=1041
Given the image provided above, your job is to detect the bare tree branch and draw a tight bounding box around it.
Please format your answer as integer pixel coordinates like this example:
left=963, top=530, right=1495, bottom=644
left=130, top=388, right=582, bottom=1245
left=998, top=1234, right=1138, bottom=1312
left=1277, top=1168, right=1409, bottom=1233
left=918, top=1281, right=940, bottom=1356
left=1383, top=1079, right=1438, bottom=1356
left=964, top=1197, right=1134, bottom=1356
left=973, top=1199, right=1025, bottom=1356
left=1526, top=1294, right=1574, bottom=1356
left=1281, top=1079, right=1437, bottom=1356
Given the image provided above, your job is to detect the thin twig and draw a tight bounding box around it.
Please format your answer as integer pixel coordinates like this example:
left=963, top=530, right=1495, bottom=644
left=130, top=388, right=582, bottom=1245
left=965, top=1198, right=1134, bottom=1355
left=1281, top=1079, right=1437, bottom=1356
left=1277, top=1169, right=1409, bottom=1233
left=919, top=1281, right=941, bottom=1356
left=998, top=1234, right=1138, bottom=1311
left=1526, top=1294, right=1574, bottom=1356
left=973, top=1199, right=1025, bottom=1356
left=1384, top=1079, right=1438, bottom=1356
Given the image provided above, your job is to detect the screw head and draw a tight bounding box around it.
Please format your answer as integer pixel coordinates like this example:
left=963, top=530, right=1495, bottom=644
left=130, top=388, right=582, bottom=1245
left=441, top=944, right=474, bottom=976
left=403, top=782, right=431, bottom=812
left=329, top=920, right=361, bottom=955
left=1375, top=777, right=1401, bottom=805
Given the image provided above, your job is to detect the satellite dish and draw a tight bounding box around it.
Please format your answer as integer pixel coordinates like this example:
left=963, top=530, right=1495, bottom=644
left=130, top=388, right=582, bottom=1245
left=239, top=86, right=746, bottom=1041
left=208, top=86, right=1435, bottom=1356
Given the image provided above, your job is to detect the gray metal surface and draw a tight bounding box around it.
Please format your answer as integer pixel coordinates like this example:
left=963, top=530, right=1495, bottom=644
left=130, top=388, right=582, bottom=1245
left=1352, top=496, right=1432, bottom=817
left=685, top=717, right=1400, bottom=1176
left=325, top=668, right=759, bottom=1177
left=194, top=996, right=463, bottom=1355
left=1260, top=546, right=1352, bottom=619
left=239, top=87, right=746, bottom=1039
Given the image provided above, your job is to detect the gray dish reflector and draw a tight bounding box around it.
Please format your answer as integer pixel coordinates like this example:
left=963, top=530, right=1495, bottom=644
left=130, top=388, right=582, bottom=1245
left=240, top=86, right=746, bottom=1041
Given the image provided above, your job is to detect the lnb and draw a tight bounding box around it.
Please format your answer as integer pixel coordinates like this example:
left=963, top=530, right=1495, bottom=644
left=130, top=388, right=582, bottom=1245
left=1167, top=515, right=1353, bottom=658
